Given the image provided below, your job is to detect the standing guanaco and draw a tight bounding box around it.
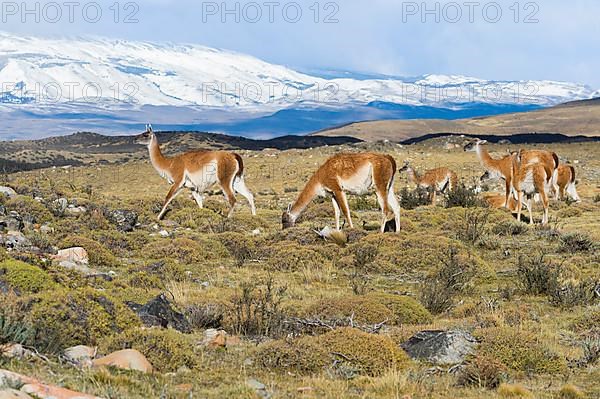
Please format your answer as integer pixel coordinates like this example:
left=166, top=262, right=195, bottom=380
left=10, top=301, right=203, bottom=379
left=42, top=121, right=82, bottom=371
left=511, top=150, right=551, bottom=225
left=555, top=164, right=581, bottom=202
left=464, top=139, right=559, bottom=207
left=282, top=153, right=401, bottom=232
left=135, top=125, right=256, bottom=220
left=398, top=161, right=458, bottom=205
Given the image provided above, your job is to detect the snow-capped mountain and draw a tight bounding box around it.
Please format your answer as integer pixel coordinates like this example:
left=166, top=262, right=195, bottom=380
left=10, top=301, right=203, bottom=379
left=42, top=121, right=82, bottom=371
left=0, top=32, right=597, bottom=139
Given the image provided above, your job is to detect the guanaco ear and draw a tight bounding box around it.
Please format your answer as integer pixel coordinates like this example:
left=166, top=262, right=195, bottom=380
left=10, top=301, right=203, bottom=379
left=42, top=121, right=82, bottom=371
left=148, top=124, right=153, bottom=133
left=479, top=139, right=488, bottom=145
left=286, top=204, right=292, bottom=213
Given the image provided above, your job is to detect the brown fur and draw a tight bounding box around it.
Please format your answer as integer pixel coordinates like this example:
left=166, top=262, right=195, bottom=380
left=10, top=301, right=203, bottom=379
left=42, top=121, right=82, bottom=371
left=465, top=140, right=558, bottom=207
left=400, top=162, right=458, bottom=204
left=283, top=153, right=401, bottom=232
left=484, top=193, right=519, bottom=212
left=554, top=164, right=580, bottom=201
left=136, top=126, right=255, bottom=220
left=511, top=151, right=550, bottom=225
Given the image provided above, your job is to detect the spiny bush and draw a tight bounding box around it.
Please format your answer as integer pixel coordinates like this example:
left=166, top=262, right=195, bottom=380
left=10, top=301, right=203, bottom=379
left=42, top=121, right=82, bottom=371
left=559, top=233, right=596, bottom=253
left=399, top=186, right=431, bottom=210
left=230, top=277, right=287, bottom=337
left=100, top=328, right=198, bottom=372
left=456, top=208, right=491, bottom=245
left=550, top=279, right=600, bottom=308
left=492, top=220, right=529, bottom=236
left=497, top=383, right=533, bottom=398
left=366, top=293, right=432, bottom=325
left=0, top=259, right=56, bottom=294
left=267, top=242, right=328, bottom=272
left=444, top=183, right=483, bottom=208
left=184, top=302, right=226, bottom=330
left=0, top=311, right=36, bottom=346
left=516, top=253, right=560, bottom=296
left=60, top=235, right=117, bottom=269
left=143, top=237, right=228, bottom=264
left=476, top=327, right=567, bottom=374
left=303, top=295, right=393, bottom=326
left=420, top=247, right=476, bottom=314
left=457, top=354, right=507, bottom=389
left=25, top=287, right=140, bottom=350
left=254, top=336, right=330, bottom=374
left=218, top=232, right=260, bottom=268
left=318, top=328, right=410, bottom=376
left=4, top=195, right=53, bottom=224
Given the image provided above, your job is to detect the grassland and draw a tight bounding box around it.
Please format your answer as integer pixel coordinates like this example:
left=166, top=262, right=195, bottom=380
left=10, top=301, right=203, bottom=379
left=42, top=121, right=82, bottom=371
left=0, top=138, right=599, bottom=398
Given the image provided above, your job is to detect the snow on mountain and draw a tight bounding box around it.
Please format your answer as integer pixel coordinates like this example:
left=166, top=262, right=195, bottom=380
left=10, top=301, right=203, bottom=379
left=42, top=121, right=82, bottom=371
left=0, top=32, right=596, bottom=111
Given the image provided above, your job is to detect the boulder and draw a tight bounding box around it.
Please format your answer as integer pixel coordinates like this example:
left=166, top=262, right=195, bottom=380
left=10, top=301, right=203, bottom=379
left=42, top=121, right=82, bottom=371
left=401, top=330, right=478, bottom=365
left=50, top=198, right=68, bottom=215
left=92, top=349, right=153, bottom=373
left=0, top=212, right=24, bottom=232
left=0, top=205, right=5, bottom=216
left=128, top=294, right=192, bottom=333
left=63, top=345, right=97, bottom=367
left=0, top=232, right=32, bottom=250
left=0, top=187, right=17, bottom=198
left=0, top=369, right=101, bottom=399
left=0, top=389, right=33, bottom=399
left=0, top=343, right=33, bottom=360
left=106, top=209, right=138, bottom=232
left=65, top=206, right=87, bottom=215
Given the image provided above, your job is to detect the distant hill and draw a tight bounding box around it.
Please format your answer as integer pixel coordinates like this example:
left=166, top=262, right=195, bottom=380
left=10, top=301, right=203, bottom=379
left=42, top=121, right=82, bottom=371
left=0, top=131, right=361, bottom=173
left=314, top=98, right=600, bottom=141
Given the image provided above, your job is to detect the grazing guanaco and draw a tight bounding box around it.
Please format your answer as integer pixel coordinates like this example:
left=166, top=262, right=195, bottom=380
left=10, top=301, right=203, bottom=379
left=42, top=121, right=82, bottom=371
left=555, top=164, right=581, bottom=202
left=398, top=161, right=458, bottom=204
left=282, top=153, right=401, bottom=232
left=510, top=150, right=551, bottom=225
left=464, top=139, right=559, bottom=207
left=135, top=125, right=256, bottom=220
left=482, top=192, right=519, bottom=212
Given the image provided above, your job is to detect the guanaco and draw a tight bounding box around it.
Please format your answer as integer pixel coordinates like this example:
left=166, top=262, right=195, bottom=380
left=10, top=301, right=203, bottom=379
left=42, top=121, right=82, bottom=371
left=510, top=150, right=551, bottom=225
left=282, top=153, right=401, bottom=232
left=135, top=125, right=256, bottom=220
left=555, top=164, right=581, bottom=202
left=399, top=161, right=458, bottom=204
left=464, top=139, right=559, bottom=207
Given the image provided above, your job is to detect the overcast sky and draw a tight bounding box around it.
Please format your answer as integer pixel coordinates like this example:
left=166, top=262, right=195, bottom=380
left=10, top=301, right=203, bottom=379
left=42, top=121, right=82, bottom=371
left=3, top=0, right=600, bottom=87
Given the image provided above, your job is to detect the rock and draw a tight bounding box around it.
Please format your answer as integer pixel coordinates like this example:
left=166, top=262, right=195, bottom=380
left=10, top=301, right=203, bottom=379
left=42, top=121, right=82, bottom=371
left=0, top=231, right=32, bottom=250
left=247, top=378, right=270, bottom=399
left=0, top=205, right=5, bottom=216
left=92, top=349, right=153, bottom=373
left=0, top=369, right=101, bottom=399
left=159, top=230, right=170, bottom=238
left=63, top=345, right=97, bottom=367
left=0, top=212, right=24, bottom=233
left=401, top=330, right=478, bottom=365
left=128, top=294, right=192, bottom=333
left=106, top=209, right=138, bottom=232
left=65, top=206, right=87, bottom=215
left=51, top=198, right=68, bottom=214
left=54, top=247, right=89, bottom=265
left=0, top=344, right=33, bottom=360
left=0, top=389, right=33, bottom=399
left=0, top=187, right=17, bottom=198
left=39, top=224, right=54, bottom=234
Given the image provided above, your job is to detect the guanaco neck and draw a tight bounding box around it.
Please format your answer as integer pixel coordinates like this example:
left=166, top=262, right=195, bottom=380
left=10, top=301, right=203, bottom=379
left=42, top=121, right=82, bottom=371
left=407, top=167, right=420, bottom=185
left=148, top=135, right=171, bottom=172
left=476, top=143, right=501, bottom=173
left=289, top=176, right=322, bottom=220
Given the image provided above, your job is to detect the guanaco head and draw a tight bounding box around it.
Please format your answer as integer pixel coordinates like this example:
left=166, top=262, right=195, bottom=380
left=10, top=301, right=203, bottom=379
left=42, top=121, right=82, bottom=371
left=480, top=171, right=492, bottom=182
left=281, top=204, right=295, bottom=230
left=398, top=160, right=411, bottom=173
left=135, top=124, right=155, bottom=146
left=463, top=139, right=487, bottom=152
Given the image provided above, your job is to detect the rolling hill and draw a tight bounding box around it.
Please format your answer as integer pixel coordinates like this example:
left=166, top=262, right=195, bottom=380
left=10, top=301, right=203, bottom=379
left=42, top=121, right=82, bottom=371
left=315, top=98, right=600, bottom=141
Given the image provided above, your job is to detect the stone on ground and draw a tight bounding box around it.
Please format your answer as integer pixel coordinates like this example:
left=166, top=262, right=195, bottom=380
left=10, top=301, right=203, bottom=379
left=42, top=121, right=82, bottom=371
left=92, top=349, right=153, bottom=373
left=401, top=330, right=478, bottom=365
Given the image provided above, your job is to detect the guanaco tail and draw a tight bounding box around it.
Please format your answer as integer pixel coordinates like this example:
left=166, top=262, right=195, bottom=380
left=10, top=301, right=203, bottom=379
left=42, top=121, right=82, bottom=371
left=282, top=153, right=401, bottom=233
left=399, top=161, right=458, bottom=205
left=135, top=125, right=256, bottom=220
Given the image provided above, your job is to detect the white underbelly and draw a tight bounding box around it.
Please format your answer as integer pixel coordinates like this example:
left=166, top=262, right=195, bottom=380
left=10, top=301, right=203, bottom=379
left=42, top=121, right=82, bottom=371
left=521, top=171, right=536, bottom=195
left=184, top=161, right=219, bottom=191
left=339, top=165, right=373, bottom=195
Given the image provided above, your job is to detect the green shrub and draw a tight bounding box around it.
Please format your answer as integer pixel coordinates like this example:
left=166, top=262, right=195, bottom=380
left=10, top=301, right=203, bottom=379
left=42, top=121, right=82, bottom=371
left=0, top=259, right=56, bottom=294
left=218, top=232, right=260, bottom=267
left=559, top=233, right=596, bottom=253
left=0, top=247, right=7, bottom=262
left=304, top=295, right=393, bottom=325
left=255, top=327, right=409, bottom=377
left=366, top=293, right=432, bottom=325
left=516, top=254, right=560, bottom=296
left=444, top=184, right=483, bottom=208
left=60, top=236, right=118, bottom=269
left=318, top=328, right=410, bottom=376
left=0, top=311, right=36, bottom=346
left=476, top=327, right=567, bottom=374
left=558, top=385, right=585, bottom=399
left=100, top=328, right=198, bottom=372
left=492, top=221, right=529, bottom=236
left=550, top=279, right=600, bottom=308
left=399, top=186, right=431, bottom=210
left=143, top=237, right=228, bottom=264
left=254, top=336, right=330, bottom=374
left=5, top=196, right=53, bottom=224
left=570, top=307, right=600, bottom=335
left=267, top=242, right=328, bottom=272
left=26, top=287, right=139, bottom=349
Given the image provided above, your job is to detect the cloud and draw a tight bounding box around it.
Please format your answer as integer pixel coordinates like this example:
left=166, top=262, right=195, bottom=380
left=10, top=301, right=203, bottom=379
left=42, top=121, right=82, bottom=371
left=1, top=0, right=598, bottom=87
